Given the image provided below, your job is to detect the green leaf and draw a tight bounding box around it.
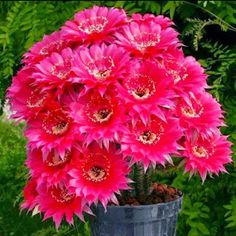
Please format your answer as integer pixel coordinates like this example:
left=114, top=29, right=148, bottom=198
left=197, top=223, right=210, bottom=235
left=162, top=1, right=176, bottom=19
left=188, top=229, right=199, bottom=236
left=226, top=221, right=236, bottom=228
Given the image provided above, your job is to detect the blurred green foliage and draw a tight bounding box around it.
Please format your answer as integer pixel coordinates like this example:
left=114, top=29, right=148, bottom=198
left=0, top=1, right=236, bottom=235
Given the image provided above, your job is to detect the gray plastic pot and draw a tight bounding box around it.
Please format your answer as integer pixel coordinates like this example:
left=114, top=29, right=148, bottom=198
left=90, top=194, right=183, bottom=236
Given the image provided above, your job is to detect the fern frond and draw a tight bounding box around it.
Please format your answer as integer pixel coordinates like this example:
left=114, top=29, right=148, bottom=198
left=184, top=18, right=230, bottom=50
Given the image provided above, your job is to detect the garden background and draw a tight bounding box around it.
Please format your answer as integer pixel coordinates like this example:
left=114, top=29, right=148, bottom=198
left=0, top=1, right=236, bottom=235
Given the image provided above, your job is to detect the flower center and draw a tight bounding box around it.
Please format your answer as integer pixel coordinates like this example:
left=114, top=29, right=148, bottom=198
left=126, top=74, right=156, bottom=100
left=87, top=166, right=107, bottom=182
left=87, top=57, right=114, bottom=80
left=27, top=91, right=46, bottom=108
left=192, top=146, right=208, bottom=158
left=42, top=110, right=70, bottom=136
left=82, top=154, right=111, bottom=183
left=45, top=151, right=71, bottom=167
left=50, top=186, right=75, bottom=203
left=51, top=121, right=69, bottom=135
left=78, top=16, right=108, bottom=34
left=135, top=119, right=164, bottom=145
left=138, top=130, right=159, bottom=144
left=181, top=100, right=204, bottom=118
left=169, top=68, right=188, bottom=84
left=133, top=33, right=160, bottom=52
left=181, top=107, right=197, bottom=118
left=132, top=87, right=151, bottom=100
left=50, top=59, right=72, bottom=80
left=92, top=108, right=113, bottom=123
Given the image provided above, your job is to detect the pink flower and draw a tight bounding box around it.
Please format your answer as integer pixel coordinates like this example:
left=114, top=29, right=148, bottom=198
left=183, top=131, right=232, bottom=181
left=21, top=178, right=38, bottom=211
left=131, top=13, right=173, bottom=29
left=25, top=103, right=81, bottom=154
left=62, top=6, right=127, bottom=43
left=36, top=182, right=91, bottom=228
left=26, top=146, right=82, bottom=186
left=32, top=48, right=78, bottom=94
left=121, top=114, right=183, bottom=168
left=115, top=20, right=179, bottom=58
left=73, top=44, right=130, bottom=93
left=175, top=92, right=224, bottom=134
left=69, top=89, right=127, bottom=146
left=118, top=60, right=175, bottom=123
left=164, top=49, right=208, bottom=94
left=23, top=31, right=69, bottom=65
left=7, top=67, right=50, bottom=121
left=69, top=143, right=130, bottom=208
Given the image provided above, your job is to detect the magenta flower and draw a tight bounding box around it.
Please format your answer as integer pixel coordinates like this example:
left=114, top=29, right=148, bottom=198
left=115, top=20, right=179, bottom=58
left=164, top=49, right=208, bottom=94
left=32, top=48, right=78, bottom=93
left=131, top=13, right=173, bottom=29
left=183, top=131, right=232, bottom=181
left=69, top=143, right=130, bottom=208
left=21, top=178, right=38, bottom=211
left=73, top=43, right=130, bottom=93
left=26, top=147, right=82, bottom=186
left=175, top=92, right=224, bottom=134
left=121, top=114, right=183, bottom=168
left=70, top=89, right=127, bottom=146
left=23, top=31, right=69, bottom=65
left=7, top=67, right=51, bottom=121
left=118, top=60, right=175, bottom=123
left=36, top=182, right=91, bottom=228
left=25, top=104, right=81, bottom=154
left=62, top=6, right=127, bottom=43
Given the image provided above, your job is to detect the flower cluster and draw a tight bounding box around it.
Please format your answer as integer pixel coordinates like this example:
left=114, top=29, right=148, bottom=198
left=8, top=6, right=232, bottom=227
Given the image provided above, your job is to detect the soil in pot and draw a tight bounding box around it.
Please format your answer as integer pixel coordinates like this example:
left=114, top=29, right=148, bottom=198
left=116, top=183, right=182, bottom=206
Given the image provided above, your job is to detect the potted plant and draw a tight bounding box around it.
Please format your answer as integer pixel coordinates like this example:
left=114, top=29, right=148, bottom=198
left=7, top=5, right=232, bottom=236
